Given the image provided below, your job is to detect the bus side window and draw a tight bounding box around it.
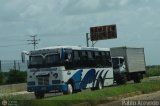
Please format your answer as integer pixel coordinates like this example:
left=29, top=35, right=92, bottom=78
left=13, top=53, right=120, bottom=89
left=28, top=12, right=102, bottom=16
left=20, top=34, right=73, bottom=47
left=73, top=50, right=80, bottom=68
left=105, top=51, right=112, bottom=67
left=94, top=51, right=102, bottom=68
left=73, top=51, right=80, bottom=60
left=87, top=51, right=94, bottom=67
left=101, top=51, right=106, bottom=67
left=99, top=51, right=104, bottom=68
left=81, top=51, right=88, bottom=68
left=87, top=51, right=93, bottom=59
left=65, top=53, right=72, bottom=62
left=64, top=52, right=73, bottom=69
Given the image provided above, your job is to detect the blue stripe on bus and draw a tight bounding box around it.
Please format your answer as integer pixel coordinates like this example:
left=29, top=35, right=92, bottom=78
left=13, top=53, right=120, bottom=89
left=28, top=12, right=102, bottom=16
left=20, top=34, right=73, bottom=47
left=67, top=69, right=110, bottom=90
left=68, top=69, right=82, bottom=90
left=27, top=84, right=68, bottom=92
left=80, top=69, right=96, bottom=89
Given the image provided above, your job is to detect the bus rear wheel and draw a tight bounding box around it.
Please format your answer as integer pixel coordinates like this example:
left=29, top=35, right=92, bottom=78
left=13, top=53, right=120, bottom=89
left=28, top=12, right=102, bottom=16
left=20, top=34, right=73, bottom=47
left=91, top=79, right=103, bottom=90
left=97, top=79, right=103, bottom=90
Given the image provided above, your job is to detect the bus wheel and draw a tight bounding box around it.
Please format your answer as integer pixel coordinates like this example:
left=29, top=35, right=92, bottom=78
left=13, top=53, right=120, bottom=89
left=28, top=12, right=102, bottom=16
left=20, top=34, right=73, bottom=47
left=63, top=83, right=73, bottom=95
left=91, top=87, right=96, bottom=91
left=68, top=83, right=73, bottom=94
left=35, top=92, right=45, bottom=99
left=97, top=79, right=103, bottom=90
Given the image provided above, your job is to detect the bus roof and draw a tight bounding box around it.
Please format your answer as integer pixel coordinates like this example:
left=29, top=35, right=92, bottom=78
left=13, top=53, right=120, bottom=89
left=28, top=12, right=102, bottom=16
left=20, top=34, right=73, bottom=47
left=35, top=46, right=110, bottom=51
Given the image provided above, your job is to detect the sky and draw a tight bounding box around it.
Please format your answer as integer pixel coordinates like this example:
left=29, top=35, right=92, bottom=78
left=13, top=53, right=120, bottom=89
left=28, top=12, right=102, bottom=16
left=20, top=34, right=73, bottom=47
left=0, top=0, right=159, bottom=65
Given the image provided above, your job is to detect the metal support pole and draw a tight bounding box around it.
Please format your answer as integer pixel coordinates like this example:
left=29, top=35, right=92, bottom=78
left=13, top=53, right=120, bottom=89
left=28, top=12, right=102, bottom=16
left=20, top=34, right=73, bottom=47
left=14, top=60, right=16, bottom=71
left=92, top=41, right=98, bottom=47
left=0, top=60, right=1, bottom=72
left=86, top=33, right=89, bottom=47
left=18, top=62, right=20, bottom=71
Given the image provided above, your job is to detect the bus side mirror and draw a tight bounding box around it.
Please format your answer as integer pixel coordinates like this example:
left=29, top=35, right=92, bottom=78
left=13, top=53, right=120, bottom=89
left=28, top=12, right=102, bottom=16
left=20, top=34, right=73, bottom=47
left=21, top=51, right=29, bottom=63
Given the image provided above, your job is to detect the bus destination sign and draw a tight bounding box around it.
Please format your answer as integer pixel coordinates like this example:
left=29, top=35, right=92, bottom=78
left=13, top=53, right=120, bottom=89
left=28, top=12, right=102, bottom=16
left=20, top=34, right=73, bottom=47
left=90, top=24, right=117, bottom=41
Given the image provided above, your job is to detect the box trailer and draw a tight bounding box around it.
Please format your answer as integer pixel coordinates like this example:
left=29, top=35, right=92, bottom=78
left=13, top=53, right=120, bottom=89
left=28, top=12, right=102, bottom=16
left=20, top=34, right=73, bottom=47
left=110, top=47, right=146, bottom=84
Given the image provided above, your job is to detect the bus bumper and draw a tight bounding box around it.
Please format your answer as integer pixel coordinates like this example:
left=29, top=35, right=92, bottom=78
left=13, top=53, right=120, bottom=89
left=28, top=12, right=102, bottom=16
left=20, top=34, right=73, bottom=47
left=27, top=84, right=68, bottom=93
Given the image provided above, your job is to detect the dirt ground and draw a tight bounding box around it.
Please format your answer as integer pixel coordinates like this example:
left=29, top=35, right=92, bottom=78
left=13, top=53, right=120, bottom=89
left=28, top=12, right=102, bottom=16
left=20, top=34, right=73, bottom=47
left=97, top=91, right=160, bottom=106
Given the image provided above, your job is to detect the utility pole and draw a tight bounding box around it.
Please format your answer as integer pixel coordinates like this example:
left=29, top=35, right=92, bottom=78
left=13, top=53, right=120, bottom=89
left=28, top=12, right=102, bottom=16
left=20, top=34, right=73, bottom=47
left=86, top=33, right=89, bottom=47
left=0, top=60, right=1, bottom=72
left=27, top=35, right=40, bottom=50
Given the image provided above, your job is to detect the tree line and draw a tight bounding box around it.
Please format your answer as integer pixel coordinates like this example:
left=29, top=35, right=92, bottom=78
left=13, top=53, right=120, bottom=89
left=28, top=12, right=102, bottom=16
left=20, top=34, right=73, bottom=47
left=0, top=69, right=26, bottom=85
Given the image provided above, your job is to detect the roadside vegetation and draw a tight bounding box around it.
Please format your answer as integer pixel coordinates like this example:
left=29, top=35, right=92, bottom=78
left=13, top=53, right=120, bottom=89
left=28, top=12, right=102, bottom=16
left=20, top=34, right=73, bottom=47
left=145, top=65, right=160, bottom=77
left=0, top=72, right=3, bottom=84
left=1, top=80, right=160, bottom=106
left=0, top=69, right=26, bottom=85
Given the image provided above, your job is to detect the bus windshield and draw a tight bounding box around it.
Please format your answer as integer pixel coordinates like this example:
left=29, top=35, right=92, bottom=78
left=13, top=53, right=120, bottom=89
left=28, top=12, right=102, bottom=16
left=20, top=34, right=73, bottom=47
left=45, top=54, right=60, bottom=65
left=29, top=54, right=61, bottom=68
left=30, top=55, right=43, bottom=65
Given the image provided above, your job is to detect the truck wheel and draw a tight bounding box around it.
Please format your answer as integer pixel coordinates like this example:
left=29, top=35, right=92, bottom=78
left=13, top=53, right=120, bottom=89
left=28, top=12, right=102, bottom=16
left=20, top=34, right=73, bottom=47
left=134, top=74, right=141, bottom=83
left=35, top=92, right=45, bottom=99
left=134, top=77, right=141, bottom=83
left=116, top=74, right=127, bottom=85
left=122, top=74, right=127, bottom=84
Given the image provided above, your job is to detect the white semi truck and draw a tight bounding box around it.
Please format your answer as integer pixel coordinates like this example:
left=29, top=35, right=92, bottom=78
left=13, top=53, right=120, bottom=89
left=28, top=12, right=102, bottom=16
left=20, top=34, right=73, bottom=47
left=110, top=47, right=146, bottom=84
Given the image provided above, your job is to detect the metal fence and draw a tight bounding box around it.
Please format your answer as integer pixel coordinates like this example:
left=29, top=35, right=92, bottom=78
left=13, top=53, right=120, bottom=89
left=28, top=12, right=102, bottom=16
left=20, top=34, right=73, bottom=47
left=0, top=60, right=28, bottom=72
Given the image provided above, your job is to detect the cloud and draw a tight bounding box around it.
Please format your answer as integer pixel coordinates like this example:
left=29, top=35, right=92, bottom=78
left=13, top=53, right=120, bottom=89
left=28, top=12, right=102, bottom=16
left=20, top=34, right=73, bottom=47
left=0, top=0, right=158, bottom=38
left=0, top=0, right=159, bottom=65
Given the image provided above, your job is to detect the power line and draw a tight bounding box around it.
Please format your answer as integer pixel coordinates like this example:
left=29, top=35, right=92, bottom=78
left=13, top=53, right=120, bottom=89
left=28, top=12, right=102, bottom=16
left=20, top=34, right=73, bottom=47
left=0, top=43, right=28, bottom=47
left=27, top=35, right=40, bottom=50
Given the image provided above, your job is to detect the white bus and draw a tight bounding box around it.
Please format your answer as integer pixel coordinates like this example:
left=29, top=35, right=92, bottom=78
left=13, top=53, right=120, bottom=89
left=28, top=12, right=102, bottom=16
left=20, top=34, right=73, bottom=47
left=22, top=46, right=114, bottom=99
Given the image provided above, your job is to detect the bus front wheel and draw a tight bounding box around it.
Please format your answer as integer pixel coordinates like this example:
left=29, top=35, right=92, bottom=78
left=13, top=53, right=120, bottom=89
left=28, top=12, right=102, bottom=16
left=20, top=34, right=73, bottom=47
left=63, top=83, right=73, bottom=95
left=34, top=92, right=45, bottom=99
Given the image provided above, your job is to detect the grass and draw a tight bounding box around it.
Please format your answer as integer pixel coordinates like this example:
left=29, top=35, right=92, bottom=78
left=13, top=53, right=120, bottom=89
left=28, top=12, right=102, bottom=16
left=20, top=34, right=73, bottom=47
left=15, top=80, right=160, bottom=106
left=0, top=83, right=26, bottom=94
left=45, top=80, right=160, bottom=100
left=145, top=65, right=160, bottom=77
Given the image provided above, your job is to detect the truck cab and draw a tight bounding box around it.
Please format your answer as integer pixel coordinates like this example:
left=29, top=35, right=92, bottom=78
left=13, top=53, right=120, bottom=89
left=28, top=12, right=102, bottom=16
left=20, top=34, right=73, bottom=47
left=112, top=57, right=126, bottom=73
left=111, top=47, right=146, bottom=84
left=112, top=57, right=127, bottom=84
